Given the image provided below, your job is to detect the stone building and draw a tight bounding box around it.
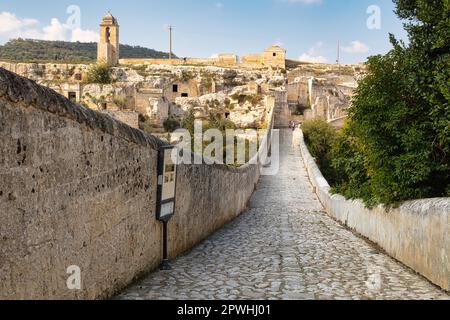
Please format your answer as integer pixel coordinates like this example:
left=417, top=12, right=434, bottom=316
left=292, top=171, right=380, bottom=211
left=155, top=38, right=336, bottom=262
left=216, top=54, right=238, bottom=66
left=167, top=79, right=200, bottom=101
left=241, top=46, right=287, bottom=69
left=263, top=46, right=286, bottom=69
left=97, top=13, right=120, bottom=66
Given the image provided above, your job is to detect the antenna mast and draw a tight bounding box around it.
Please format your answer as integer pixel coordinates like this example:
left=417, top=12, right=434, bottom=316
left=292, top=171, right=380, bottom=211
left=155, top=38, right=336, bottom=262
left=167, top=25, right=174, bottom=60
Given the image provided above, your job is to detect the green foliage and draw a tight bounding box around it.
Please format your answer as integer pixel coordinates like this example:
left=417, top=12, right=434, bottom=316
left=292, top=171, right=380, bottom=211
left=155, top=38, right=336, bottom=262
left=131, top=65, right=149, bottom=77
left=329, top=0, right=450, bottom=206
left=112, top=97, right=129, bottom=110
left=163, top=118, right=181, bottom=133
left=201, top=75, right=213, bottom=91
left=181, top=109, right=196, bottom=136
left=207, top=113, right=237, bottom=131
left=90, top=95, right=107, bottom=109
left=138, top=113, right=148, bottom=123
left=177, top=71, right=196, bottom=82
left=301, top=120, right=339, bottom=185
left=330, top=124, right=375, bottom=206
left=245, top=94, right=263, bottom=106
left=180, top=108, right=246, bottom=165
left=230, top=93, right=263, bottom=106
left=85, top=63, right=113, bottom=84
left=0, top=39, right=174, bottom=63
left=292, top=103, right=309, bottom=116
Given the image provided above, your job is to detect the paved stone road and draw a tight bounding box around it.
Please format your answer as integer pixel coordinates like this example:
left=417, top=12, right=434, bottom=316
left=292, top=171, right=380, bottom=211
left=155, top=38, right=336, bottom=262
left=118, top=130, right=449, bottom=300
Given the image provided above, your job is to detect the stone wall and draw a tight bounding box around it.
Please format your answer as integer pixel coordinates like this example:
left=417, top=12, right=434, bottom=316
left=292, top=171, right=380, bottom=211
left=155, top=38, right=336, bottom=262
left=119, top=57, right=238, bottom=68
left=0, top=62, right=89, bottom=83
left=100, top=110, right=139, bottom=129
left=120, top=47, right=286, bottom=70
left=272, top=90, right=290, bottom=128
left=0, top=68, right=271, bottom=299
left=241, top=54, right=264, bottom=68
left=297, top=130, right=450, bottom=291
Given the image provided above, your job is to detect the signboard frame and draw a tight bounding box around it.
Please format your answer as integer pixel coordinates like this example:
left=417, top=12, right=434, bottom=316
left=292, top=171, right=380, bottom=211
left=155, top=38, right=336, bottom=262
left=156, top=145, right=178, bottom=223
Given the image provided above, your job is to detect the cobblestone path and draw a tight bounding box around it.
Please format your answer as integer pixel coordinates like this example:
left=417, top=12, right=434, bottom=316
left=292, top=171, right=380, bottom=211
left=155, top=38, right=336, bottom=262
left=118, top=130, right=449, bottom=300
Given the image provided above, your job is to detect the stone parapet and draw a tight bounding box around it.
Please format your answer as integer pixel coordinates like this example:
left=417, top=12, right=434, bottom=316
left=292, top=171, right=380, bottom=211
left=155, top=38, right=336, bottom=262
left=298, top=130, right=450, bottom=291
left=0, top=67, right=273, bottom=299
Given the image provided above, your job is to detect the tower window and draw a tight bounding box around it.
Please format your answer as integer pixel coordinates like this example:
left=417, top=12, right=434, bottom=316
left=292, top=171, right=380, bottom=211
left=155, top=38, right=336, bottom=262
left=172, top=84, right=178, bottom=93
left=106, top=27, right=111, bottom=43
left=181, top=93, right=189, bottom=98
left=273, top=53, right=277, bottom=57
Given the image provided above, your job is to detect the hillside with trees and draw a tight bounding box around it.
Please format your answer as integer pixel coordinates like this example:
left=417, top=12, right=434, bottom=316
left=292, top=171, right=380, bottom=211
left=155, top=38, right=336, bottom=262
left=0, top=38, right=175, bottom=63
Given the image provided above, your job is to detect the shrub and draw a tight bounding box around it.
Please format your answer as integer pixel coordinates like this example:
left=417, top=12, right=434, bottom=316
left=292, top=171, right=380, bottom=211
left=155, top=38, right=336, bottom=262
left=112, top=97, right=129, bottom=110
left=245, top=94, right=263, bottom=106
left=90, top=95, right=107, bottom=109
left=138, top=113, right=148, bottom=123
left=302, top=119, right=339, bottom=185
left=205, top=113, right=236, bottom=131
left=163, top=118, right=180, bottom=133
left=131, top=65, right=149, bottom=77
left=292, top=104, right=308, bottom=116
left=330, top=123, right=375, bottom=206
left=85, top=63, right=113, bottom=84
left=181, top=109, right=196, bottom=135
left=201, top=76, right=213, bottom=91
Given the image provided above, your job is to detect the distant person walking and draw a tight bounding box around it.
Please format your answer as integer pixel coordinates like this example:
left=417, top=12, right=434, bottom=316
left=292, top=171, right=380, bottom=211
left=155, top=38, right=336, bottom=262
left=289, top=121, right=295, bottom=130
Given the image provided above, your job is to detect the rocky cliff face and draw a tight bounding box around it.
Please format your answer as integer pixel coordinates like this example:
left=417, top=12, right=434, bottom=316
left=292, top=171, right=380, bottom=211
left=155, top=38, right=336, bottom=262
left=0, top=62, right=286, bottom=129
left=0, top=60, right=362, bottom=130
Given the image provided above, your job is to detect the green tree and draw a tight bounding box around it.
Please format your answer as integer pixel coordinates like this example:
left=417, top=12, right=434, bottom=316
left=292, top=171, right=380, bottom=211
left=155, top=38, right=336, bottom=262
left=302, top=119, right=339, bottom=185
left=0, top=39, right=174, bottom=63
left=85, top=63, right=113, bottom=84
left=334, top=0, right=450, bottom=205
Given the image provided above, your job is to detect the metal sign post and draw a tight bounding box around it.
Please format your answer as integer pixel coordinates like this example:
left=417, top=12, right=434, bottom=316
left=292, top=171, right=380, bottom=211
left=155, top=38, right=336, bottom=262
left=156, top=145, right=178, bottom=270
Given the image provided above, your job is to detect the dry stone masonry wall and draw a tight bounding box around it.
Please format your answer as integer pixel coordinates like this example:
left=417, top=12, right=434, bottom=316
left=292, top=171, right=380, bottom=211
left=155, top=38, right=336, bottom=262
left=0, top=67, right=265, bottom=299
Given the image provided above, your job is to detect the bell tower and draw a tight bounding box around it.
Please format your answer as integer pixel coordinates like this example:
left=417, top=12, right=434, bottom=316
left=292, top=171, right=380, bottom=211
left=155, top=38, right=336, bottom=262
left=97, top=12, right=119, bottom=65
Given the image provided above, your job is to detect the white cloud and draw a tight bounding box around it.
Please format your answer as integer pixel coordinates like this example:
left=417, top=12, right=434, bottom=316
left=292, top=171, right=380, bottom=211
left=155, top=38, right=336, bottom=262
left=299, top=53, right=328, bottom=63
left=0, top=11, right=98, bottom=43
left=299, top=42, right=328, bottom=63
left=342, top=41, right=369, bottom=53
left=0, top=12, right=38, bottom=34
left=42, top=18, right=68, bottom=41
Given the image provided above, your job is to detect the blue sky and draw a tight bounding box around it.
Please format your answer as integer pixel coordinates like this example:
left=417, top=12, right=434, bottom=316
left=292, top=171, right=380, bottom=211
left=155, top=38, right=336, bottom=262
left=0, top=0, right=408, bottom=64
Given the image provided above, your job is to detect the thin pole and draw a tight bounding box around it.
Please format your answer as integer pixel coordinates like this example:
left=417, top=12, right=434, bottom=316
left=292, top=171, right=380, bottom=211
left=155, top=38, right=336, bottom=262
left=168, top=25, right=173, bottom=60
left=160, top=221, right=171, bottom=270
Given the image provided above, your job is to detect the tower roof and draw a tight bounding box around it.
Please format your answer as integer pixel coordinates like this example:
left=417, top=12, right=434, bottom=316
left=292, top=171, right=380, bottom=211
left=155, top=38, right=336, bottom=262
left=101, top=12, right=118, bottom=26
left=265, top=45, right=286, bottom=53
